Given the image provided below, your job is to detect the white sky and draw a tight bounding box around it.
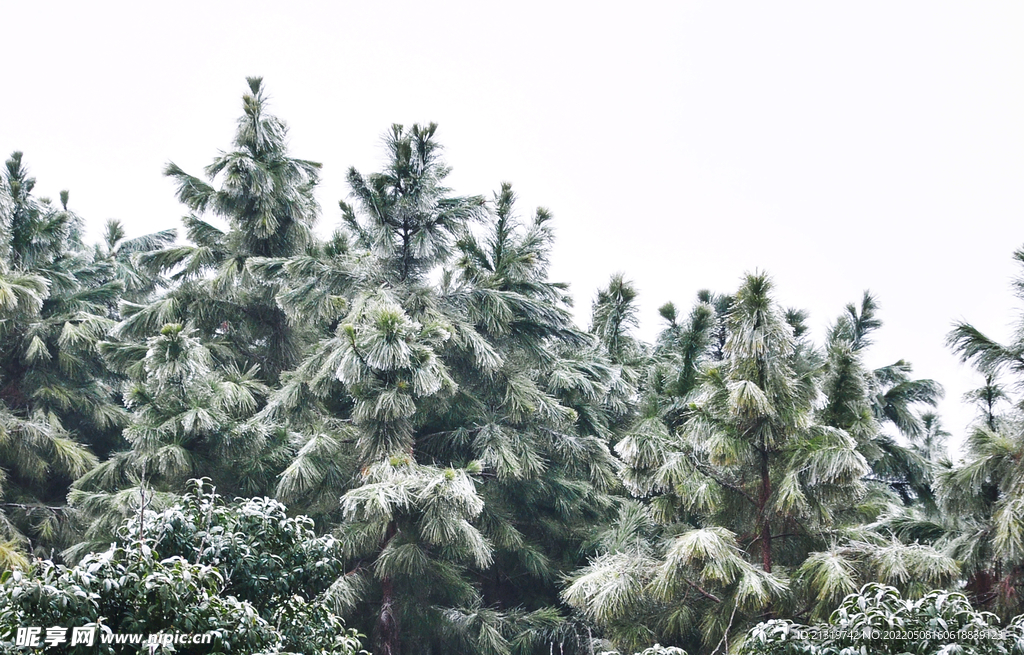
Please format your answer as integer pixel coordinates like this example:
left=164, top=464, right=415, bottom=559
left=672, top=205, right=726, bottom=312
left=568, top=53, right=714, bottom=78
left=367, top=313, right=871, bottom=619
left=4, top=2, right=1023, bottom=454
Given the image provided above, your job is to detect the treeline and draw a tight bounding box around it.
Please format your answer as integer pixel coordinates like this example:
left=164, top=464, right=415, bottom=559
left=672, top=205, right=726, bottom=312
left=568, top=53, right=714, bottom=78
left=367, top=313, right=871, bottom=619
left=2, top=78, right=1024, bottom=655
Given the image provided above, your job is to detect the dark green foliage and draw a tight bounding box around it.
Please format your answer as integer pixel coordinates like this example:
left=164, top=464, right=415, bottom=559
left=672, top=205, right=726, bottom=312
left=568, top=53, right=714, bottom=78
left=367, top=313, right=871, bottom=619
left=932, top=247, right=1024, bottom=619
left=165, top=78, right=320, bottom=259
left=140, top=481, right=362, bottom=654
left=820, top=292, right=942, bottom=506
left=1, top=548, right=277, bottom=655
left=0, top=482, right=365, bottom=655
left=740, top=584, right=1024, bottom=655
left=591, top=274, right=643, bottom=366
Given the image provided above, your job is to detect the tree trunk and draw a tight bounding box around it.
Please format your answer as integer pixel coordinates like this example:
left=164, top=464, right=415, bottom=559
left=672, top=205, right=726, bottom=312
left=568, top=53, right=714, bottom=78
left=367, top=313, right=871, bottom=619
left=758, top=450, right=772, bottom=573
left=377, top=522, right=400, bottom=655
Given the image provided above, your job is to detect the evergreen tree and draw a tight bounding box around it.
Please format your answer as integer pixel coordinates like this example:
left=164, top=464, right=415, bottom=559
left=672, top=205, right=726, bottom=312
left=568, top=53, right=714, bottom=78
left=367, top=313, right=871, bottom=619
left=819, top=292, right=942, bottom=505
left=91, top=219, right=176, bottom=310
left=911, top=412, right=950, bottom=463
left=12, top=76, right=1024, bottom=655
left=938, top=246, right=1024, bottom=617
left=119, top=77, right=321, bottom=382
left=566, top=276, right=954, bottom=653
left=69, top=323, right=279, bottom=556
left=0, top=153, right=160, bottom=563
left=267, top=126, right=619, bottom=655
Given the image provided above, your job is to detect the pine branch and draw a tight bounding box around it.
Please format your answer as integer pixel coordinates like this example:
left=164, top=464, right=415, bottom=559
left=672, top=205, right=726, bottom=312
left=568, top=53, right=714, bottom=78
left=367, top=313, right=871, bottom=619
left=685, top=578, right=722, bottom=604
left=684, top=450, right=757, bottom=507
left=0, top=502, right=66, bottom=512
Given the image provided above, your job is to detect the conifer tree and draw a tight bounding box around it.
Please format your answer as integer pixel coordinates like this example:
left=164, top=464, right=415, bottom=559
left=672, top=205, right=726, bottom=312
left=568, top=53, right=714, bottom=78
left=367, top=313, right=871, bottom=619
left=566, top=275, right=953, bottom=653
left=266, top=125, right=619, bottom=655
left=0, top=153, right=161, bottom=563
left=938, top=247, right=1024, bottom=617
left=119, top=77, right=321, bottom=382
left=819, top=292, right=942, bottom=505
left=69, top=323, right=279, bottom=557
left=8, top=77, right=1016, bottom=655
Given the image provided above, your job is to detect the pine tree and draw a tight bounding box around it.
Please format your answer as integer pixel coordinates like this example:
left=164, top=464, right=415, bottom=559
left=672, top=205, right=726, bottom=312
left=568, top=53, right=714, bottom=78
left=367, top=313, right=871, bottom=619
left=69, top=323, right=279, bottom=557
left=119, top=77, right=321, bottom=382
left=937, top=246, right=1024, bottom=616
left=819, top=292, right=942, bottom=505
left=565, top=275, right=954, bottom=652
left=267, top=126, right=619, bottom=654
left=0, top=153, right=141, bottom=562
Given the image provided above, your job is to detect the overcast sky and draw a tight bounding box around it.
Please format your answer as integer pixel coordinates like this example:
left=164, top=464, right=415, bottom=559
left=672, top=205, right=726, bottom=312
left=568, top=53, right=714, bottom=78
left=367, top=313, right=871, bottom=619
left=4, top=1, right=1023, bottom=453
